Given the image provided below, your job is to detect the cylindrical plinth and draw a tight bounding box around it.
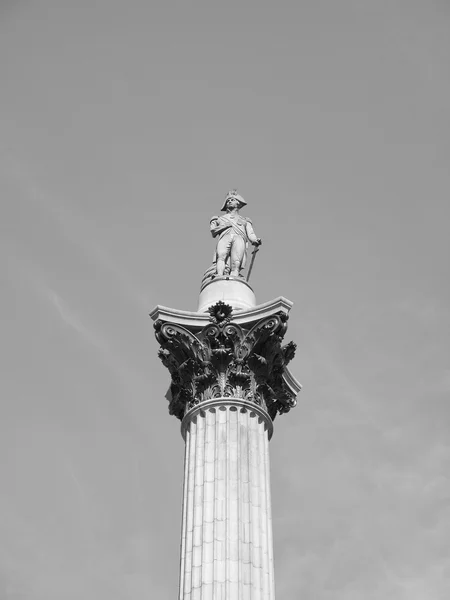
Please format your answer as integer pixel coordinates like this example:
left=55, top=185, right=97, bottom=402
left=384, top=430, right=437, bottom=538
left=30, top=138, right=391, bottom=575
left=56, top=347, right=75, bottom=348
left=178, top=399, right=275, bottom=600
left=198, top=278, right=256, bottom=313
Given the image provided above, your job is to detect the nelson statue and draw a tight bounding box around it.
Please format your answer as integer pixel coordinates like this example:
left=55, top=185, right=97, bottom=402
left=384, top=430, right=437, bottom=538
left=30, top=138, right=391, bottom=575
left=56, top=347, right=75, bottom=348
left=202, top=190, right=262, bottom=286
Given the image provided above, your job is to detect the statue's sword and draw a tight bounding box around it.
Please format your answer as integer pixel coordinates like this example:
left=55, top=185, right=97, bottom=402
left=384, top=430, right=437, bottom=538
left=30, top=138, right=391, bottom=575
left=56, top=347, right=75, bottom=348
left=246, top=246, right=260, bottom=282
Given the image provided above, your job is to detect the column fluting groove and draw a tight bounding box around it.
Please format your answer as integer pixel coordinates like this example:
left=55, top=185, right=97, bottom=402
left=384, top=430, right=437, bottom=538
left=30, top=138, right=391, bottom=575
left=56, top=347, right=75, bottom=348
left=178, top=399, right=275, bottom=600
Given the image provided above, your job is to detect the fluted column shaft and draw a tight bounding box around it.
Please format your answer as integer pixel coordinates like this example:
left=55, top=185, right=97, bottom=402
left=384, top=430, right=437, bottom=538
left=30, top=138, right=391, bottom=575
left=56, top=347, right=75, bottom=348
left=178, top=400, right=275, bottom=600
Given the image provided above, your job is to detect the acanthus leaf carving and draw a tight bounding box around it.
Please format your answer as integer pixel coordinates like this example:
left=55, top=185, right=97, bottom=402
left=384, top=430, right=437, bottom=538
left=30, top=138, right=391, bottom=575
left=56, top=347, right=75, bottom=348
left=154, top=302, right=298, bottom=420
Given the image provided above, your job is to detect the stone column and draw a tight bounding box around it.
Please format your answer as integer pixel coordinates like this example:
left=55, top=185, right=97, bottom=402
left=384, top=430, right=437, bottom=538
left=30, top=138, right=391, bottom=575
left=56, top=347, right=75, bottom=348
left=151, top=299, right=301, bottom=600
left=179, top=400, right=274, bottom=600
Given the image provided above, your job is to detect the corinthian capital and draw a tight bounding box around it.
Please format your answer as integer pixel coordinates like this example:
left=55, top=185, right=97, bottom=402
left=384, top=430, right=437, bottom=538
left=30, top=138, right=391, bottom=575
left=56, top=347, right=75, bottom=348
left=153, top=301, right=301, bottom=422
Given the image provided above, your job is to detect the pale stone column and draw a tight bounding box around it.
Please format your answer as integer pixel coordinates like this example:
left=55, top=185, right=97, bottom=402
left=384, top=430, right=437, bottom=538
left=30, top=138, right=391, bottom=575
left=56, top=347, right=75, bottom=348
left=178, top=399, right=275, bottom=600
left=151, top=297, right=301, bottom=600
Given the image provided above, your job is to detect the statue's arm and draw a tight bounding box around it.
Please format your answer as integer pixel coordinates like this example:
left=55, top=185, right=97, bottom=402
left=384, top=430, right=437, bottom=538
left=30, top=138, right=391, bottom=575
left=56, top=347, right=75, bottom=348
left=210, top=216, right=228, bottom=238
left=246, top=219, right=262, bottom=245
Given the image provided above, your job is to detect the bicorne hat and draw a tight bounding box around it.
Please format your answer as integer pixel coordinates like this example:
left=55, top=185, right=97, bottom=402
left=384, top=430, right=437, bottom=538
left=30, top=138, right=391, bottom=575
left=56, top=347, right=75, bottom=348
left=220, top=189, right=247, bottom=211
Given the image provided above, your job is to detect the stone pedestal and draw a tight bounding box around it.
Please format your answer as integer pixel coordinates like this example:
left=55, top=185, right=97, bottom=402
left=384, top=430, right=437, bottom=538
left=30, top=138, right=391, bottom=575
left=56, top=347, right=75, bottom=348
left=198, top=277, right=256, bottom=313
left=150, top=298, right=301, bottom=600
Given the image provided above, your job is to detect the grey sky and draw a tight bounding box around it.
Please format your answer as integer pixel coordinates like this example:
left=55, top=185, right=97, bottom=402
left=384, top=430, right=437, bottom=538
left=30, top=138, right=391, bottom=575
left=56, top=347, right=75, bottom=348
left=1, top=1, right=450, bottom=598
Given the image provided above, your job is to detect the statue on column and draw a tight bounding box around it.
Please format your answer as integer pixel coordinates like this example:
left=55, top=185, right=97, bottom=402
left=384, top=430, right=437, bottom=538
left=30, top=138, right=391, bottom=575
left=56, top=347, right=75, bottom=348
left=202, top=190, right=262, bottom=285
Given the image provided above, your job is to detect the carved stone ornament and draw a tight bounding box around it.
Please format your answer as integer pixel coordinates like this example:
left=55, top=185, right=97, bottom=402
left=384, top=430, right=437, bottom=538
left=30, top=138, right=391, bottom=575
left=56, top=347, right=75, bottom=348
left=154, top=301, right=298, bottom=421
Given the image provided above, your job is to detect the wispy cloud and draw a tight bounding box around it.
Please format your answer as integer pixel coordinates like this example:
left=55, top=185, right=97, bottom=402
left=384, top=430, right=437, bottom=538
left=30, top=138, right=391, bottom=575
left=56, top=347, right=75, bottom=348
left=2, top=154, right=151, bottom=310
left=47, top=289, right=110, bottom=353
left=397, top=295, right=447, bottom=327
left=43, top=285, right=137, bottom=387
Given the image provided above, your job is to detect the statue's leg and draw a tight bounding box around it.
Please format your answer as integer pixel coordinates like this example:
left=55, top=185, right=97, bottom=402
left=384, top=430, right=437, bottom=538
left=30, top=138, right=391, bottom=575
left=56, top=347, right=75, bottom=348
left=230, top=236, right=245, bottom=277
left=216, top=234, right=232, bottom=277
